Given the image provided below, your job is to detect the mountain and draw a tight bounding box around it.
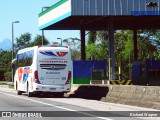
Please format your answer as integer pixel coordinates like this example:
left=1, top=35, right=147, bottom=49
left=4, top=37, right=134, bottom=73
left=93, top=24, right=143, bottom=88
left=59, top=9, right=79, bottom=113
left=0, top=39, right=12, bottom=50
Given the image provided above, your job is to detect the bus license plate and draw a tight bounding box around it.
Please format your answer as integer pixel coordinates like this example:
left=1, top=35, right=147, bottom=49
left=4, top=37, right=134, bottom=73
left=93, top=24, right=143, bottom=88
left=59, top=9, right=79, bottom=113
left=50, top=88, right=56, bottom=90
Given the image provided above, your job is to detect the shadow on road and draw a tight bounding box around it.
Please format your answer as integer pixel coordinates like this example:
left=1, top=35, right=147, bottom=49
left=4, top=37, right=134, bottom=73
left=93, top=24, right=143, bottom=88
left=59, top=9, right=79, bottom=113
left=19, top=86, right=109, bottom=100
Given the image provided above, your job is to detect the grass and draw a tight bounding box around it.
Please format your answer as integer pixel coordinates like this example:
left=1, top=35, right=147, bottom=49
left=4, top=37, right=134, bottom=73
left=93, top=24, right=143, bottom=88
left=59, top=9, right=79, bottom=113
left=0, top=81, right=14, bottom=89
left=0, top=82, right=8, bottom=85
left=9, top=85, right=14, bottom=89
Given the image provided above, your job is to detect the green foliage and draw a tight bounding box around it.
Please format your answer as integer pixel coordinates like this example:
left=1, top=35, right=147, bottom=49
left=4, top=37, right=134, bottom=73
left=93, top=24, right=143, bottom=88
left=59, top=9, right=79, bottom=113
left=0, top=82, right=7, bottom=85
left=137, top=30, right=158, bottom=60
left=62, top=38, right=81, bottom=60
left=86, top=43, right=97, bottom=59
left=9, top=84, right=14, bottom=89
left=71, top=49, right=81, bottom=60
left=15, top=33, right=50, bottom=51
left=63, top=38, right=80, bottom=50
left=86, top=41, right=108, bottom=60
left=86, top=29, right=160, bottom=79
left=0, top=33, right=50, bottom=81
left=0, top=50, right=12, bottom=81
left=5, top=72, right=12, bottom=81
left=1, top=30, right=160, bottom=81
left=15, top=32, right=32, bottom=50
left=88, top=31, right=96, bottom=44
left=86, top=31, right=109, bottom=60
left=29, top=34, right=49, bottom=47
left=0, top=51, right=12, bottom=72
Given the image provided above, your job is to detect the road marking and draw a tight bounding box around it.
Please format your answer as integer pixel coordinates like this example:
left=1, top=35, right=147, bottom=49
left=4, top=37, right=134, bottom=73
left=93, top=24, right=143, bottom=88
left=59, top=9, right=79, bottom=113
left=0, top=92, right=113, bottom=120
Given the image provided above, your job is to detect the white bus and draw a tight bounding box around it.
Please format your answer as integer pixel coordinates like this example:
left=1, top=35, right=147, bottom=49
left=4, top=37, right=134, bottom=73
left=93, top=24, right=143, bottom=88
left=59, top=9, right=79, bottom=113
left=13, top=45, right=71, bottom=97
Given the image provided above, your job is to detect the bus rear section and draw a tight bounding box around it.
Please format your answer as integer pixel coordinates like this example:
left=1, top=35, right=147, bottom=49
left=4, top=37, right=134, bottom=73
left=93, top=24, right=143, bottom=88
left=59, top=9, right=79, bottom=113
left=33, top=46, right=71, bottom=96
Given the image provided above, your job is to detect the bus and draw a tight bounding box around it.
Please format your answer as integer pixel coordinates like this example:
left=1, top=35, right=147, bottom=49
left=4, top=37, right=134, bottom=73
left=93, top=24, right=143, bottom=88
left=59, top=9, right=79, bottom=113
left=13, top=45, right=71, bottom=97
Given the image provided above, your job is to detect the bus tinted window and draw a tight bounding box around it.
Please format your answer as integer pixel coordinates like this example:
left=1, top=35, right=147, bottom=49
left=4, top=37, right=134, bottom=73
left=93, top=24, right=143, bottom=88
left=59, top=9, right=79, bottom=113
left=17, top=50, right=34, bottom=67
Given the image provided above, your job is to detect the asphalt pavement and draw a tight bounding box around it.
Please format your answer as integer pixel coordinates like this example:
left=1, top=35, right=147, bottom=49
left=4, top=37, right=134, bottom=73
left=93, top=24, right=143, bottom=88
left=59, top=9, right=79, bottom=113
left=0, top=85, right=159, bottom=120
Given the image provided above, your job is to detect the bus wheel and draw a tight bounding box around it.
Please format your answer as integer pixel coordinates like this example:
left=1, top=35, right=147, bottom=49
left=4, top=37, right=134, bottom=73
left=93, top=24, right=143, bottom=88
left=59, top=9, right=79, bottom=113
left=17, top=91, right=22, bottom=95
left=27, top=83, right=33, bottom=97
left=16, top=82, right=22, bottom=95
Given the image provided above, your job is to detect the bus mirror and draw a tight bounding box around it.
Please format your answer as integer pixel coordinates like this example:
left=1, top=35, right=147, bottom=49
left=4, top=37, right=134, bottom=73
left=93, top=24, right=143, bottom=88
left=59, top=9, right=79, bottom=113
left=11, top=59, right=17, bottom=69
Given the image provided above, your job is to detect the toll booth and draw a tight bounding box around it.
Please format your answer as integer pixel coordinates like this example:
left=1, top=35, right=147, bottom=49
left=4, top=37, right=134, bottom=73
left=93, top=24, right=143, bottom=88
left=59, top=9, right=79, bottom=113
left=132, top=59, right=160, bottom=85
left=72, top=60, right=107, bottom=84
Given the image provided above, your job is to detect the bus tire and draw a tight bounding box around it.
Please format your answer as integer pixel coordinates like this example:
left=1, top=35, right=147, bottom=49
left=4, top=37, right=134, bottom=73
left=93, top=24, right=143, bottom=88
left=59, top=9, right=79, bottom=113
left=27, top=83, right=33, bottom=97
left=16, top=82, right=22, bottom=95
left=17, top=91, right=22, bottom=95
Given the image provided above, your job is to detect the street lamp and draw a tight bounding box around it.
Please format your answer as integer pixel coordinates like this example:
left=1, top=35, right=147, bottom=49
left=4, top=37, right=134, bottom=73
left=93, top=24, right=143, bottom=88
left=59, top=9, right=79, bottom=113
left=41, top=6, right=50, bottom=45
left=57, top=38, right=63, bottom=46
left=12, top=21, right=20, bottom=83
left=12, top=21, right=19, bottom=60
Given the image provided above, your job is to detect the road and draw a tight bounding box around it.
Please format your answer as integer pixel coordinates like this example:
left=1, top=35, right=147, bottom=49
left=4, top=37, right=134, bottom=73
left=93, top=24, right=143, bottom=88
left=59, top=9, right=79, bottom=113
left=0, top=86, right=159, bottom=120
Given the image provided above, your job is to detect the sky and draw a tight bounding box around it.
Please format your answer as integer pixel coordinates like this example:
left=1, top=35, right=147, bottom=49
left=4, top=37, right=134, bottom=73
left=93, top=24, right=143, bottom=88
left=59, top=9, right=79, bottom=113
left=0, top=0, right=80, bottom=44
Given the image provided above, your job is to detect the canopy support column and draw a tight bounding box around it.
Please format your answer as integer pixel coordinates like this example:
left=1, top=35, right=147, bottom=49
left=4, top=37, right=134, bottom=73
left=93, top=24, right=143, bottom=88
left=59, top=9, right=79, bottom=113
left=80, top=29, right=86, bottom=60
left=133, top=29, right=138, bottom=61
left=108, top=17, right=115, bottom=80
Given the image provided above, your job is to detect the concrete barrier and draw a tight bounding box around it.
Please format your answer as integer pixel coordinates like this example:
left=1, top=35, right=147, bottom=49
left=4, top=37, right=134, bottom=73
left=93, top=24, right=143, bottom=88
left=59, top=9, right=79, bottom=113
left=69, top=84, right=160, bottom=110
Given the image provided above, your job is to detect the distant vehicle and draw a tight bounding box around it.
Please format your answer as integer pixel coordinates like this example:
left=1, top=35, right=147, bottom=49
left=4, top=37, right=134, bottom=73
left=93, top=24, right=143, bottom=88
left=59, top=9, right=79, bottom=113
left=12, top=45, right=71, bottom=97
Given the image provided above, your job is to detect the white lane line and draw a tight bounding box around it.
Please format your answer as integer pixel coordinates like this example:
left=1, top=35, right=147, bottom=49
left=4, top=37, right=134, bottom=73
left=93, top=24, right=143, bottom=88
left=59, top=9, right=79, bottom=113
left=0, top=92, right=113, bottom=120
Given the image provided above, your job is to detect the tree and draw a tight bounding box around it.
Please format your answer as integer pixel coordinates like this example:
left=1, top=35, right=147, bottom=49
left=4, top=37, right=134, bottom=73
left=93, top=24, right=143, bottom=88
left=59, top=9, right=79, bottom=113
left=86, top=31, right=109, bottom=60
left=1, top=33, right=51, bottom=81
left=71, top=49, right=81, bottom=60
left=29, top=34, right=49, bottom=46
left=51, top=42, right=60, bottom=45
left=63, top=38, right=80, bottom=50
left=86, top=41, right=108, bottom=60
left=15, top=33, right=50, bottom=51
left=86, top=29, right=160, bottom=79
left=15, top=32, right=32, bottom=50
left=88, top=31, right=97, bottom=44
left=63, top=38, right=81, bottom=60
left=137, top=29, right=159, bottom=60
left=0, top=50, right=12, bottom=81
